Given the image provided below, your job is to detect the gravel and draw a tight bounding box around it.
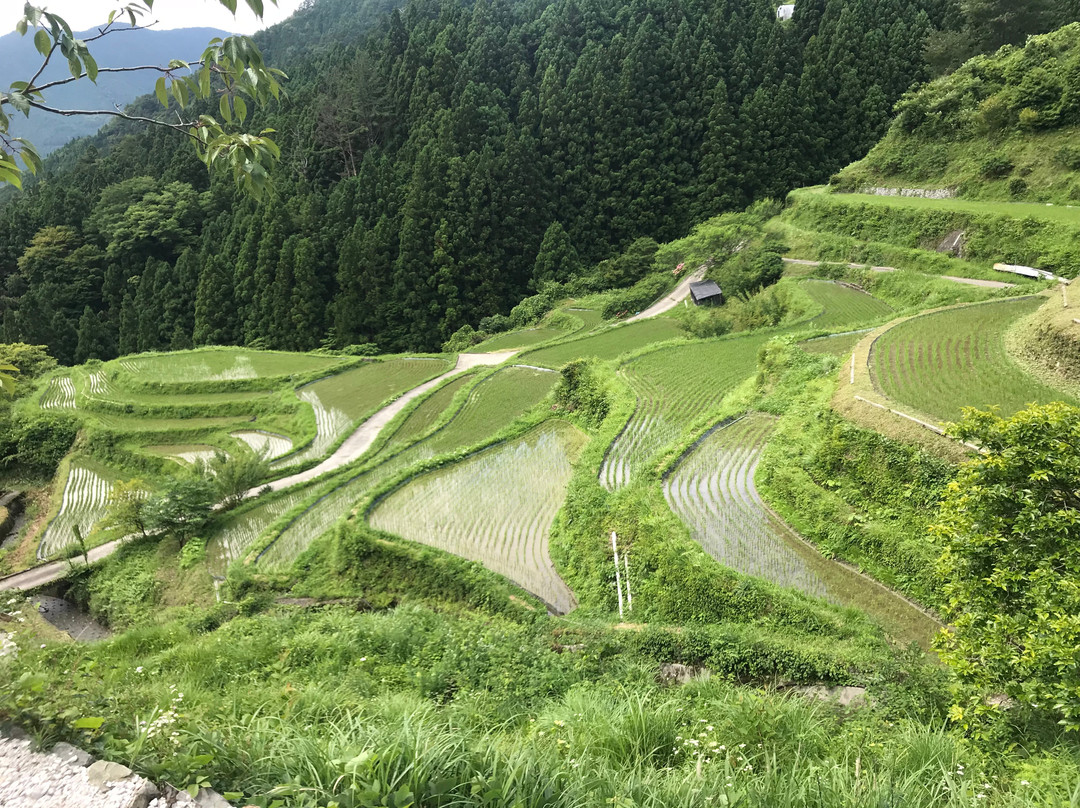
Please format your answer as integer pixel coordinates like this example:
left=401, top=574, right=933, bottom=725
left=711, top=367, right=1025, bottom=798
left=0, top=735, right=206, bottom=808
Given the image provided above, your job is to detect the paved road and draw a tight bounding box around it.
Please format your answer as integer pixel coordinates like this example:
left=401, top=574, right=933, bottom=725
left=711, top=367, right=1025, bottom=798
left=0, top=351, right=519, bottom=592
left=0, top=539, right=124, bottom=592
left=253, top=351, right=517, bottom=494
left=625, top=268, right=706, bottom=323
left=783, top=257, right=1016, bottom=289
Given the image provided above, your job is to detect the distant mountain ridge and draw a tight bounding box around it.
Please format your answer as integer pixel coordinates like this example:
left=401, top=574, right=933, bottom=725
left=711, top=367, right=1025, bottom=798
left=0, top=24, right=230, bottom=155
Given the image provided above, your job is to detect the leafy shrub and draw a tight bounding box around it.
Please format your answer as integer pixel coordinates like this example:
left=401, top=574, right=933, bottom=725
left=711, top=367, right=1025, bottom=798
left=478, top=314, right=511, bottom=334
left=712, top=246, right=784, bottom=299
left=1007, top=177, right=1028, bottom=197
left=979, top=153, right=1013, bottom=179
left=553, top=360, right=610, bottom=427
left=6, top=411, right=78, bottom=474
left=442, top=324, right=487, bottom=353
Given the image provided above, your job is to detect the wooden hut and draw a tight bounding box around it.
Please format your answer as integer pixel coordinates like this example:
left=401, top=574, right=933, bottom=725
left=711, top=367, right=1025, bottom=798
left=689, top=280, right=724, bottom=306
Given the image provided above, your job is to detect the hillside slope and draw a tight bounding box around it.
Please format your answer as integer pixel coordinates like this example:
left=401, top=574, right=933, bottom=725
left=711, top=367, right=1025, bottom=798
left=835, top=23, right=1080, bottom=203
left=0, top=25, right=229, bottom=155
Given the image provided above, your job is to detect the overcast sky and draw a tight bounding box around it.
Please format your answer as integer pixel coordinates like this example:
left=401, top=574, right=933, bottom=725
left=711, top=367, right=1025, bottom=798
left=2, top=0, right=307, bottom=35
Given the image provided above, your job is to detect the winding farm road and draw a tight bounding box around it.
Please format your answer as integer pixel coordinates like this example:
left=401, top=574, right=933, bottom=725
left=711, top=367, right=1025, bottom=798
left=625, top=267, right=706, bottom=322
left=0, top=350, right=519, bottom=592
left=782, top=257, right=1016, bottom=289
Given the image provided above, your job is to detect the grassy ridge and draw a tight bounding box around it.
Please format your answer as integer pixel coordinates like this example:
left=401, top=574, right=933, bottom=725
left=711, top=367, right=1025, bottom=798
left=786, top=188, right=1080, bottom=279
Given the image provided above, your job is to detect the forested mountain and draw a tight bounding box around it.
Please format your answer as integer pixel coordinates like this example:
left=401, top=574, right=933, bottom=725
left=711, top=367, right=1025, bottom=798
left=0, top=0, right=965, bottom=363
left=0, top=25, right=229, bottom=155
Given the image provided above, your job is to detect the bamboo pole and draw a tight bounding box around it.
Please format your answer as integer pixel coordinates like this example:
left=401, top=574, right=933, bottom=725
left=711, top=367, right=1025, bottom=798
left=623, top=552, right=632, bottom=611
left=611, top=531, right=624, bottom=619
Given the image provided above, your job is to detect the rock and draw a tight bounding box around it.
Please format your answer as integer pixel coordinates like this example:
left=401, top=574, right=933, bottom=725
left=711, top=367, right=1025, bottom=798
left=195, top=787, right=234, bottom=807
left=52, top=741, right=94, bottom=767
left=87, top=760, right=134, bottom=789
left=658, top=663, right=710, bottom=685
left=790, top=684, right=868, bottom=708
left=936, top=229, right=967, bottom=257
left=129, top=779, right=162, bottom=808
left=0, top=723, right=30, bottom=741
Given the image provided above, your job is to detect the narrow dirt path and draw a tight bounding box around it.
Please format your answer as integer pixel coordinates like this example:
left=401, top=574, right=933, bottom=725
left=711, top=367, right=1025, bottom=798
left=625, top=267, right=706, bottom=323
left=782, top=257, right=1016, bottom=289
left=0, top=351, right=518, bottom=592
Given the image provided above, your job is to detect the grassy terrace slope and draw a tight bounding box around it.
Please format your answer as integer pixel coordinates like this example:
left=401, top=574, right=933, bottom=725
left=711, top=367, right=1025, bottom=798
left=870, top=297, right=1078, bottom=422
left=370, top=420, right=587, bottom=614
left=785, top=187, right=1080, bottom=279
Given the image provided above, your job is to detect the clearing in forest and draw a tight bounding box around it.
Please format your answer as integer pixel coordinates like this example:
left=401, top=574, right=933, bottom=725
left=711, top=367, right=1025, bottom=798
left=369, top=420, right=587, bottom=614
left=870, top=297, right=1077, bottom=422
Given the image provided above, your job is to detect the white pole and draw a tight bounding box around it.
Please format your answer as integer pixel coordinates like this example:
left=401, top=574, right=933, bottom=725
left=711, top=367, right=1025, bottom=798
left=611, top=531, right=624, bottom=619
left=1063, top=281, right=1069, bottom=309
left=850, top=353, right=856, bottom=385
left=623, top=552, right=632, bottom=611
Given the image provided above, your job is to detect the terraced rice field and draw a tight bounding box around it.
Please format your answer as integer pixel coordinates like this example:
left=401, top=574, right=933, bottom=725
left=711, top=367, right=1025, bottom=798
left=799, top=331, right=869, bottom=356
left=473, top=326, right=567, bottom=352
left=522, top=318, right=685, bottom=368
left=257, top=367, right=559, bottom=570
left=41, top=377, right=76, bottom=409
left=801, top=280, right=893, bottom=330
left=870, top=297, right=1076, bottom=422
left=663, top=414, right=940, bottom=647
left=206, top=489, right=307, bottom=575
left=273, top=357, right=451, bottom=468
left=117, top=348, right=347, bottom=384
left=370, top=420, right=587, bottom=613
left=38, top=464, right=118, bottom=558
left=601, top=334, right=770, bottom=489
left=566, top=308, right=603, bottom=331
left=144, top=444, right=223, bottom=466
left=232, top=430, right=294, bottom=459
left=376, top=375, right=471, bottom=455
left=664, top=415, right=829, bottom=595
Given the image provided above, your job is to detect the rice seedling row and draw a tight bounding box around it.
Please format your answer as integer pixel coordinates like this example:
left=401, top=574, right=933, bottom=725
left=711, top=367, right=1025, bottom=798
left=117, top=347, right=347, bottom=384
left=272, top=357, right=451, bottom=469
left=870, top=297, right=1075, bottom=422
left=664, top=414, right=942, bottom=647
left=232, top=430, right=294, bottom=460
left=143, top=444, right=224, bottom=466
left=206, top=489, right=308, bottom=576
left=375, top=375, right=471, bottom=454
left=601, top=335, right=770, bottom=489
left=801, top=280, right=894, bottom=331
left=473, top=326, right=568, bottom=352
left=799, top=331, right=869, bottom=357
left=521, top=318, right=685, bottom=369
left=369, top=420, right=587, bottom=614
left=256, top=367, right=558, bottom=570
left=38, top=464, right=118, bottom=558
left=41, top=377, right=76, bottom=410
left=664, top=415, right=830, bottom=597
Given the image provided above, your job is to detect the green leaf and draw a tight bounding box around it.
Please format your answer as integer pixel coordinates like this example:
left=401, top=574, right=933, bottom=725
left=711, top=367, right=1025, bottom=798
left=73, top=716, right=105, bottom=730
left=173, top=79, right=189, bottom=109
left=15, top=19, right=27, bottom=36
left=219, top=94, right=232, bottom=123
left=233, top=95, right=247, bottom=124
left=8, top=92, right=30, bottom=117
left=33, top=28, right=50, bottom=56
left=82, top=51, right=98, bottom=82
left=154, top=77, right=167, bottom=107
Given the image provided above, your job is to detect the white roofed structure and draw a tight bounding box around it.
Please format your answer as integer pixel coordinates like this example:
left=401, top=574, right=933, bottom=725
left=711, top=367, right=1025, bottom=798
left=777, top=4, right=795, bottom=21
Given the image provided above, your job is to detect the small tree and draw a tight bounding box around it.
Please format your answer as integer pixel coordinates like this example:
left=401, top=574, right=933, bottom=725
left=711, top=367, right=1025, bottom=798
left=143, top=476, right=216, bottom=547
left=934, top=403, right=1080, bottom=730
left=206, top=447, right=270, bottom=509
left=105, top=479, right=151, bottom=538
